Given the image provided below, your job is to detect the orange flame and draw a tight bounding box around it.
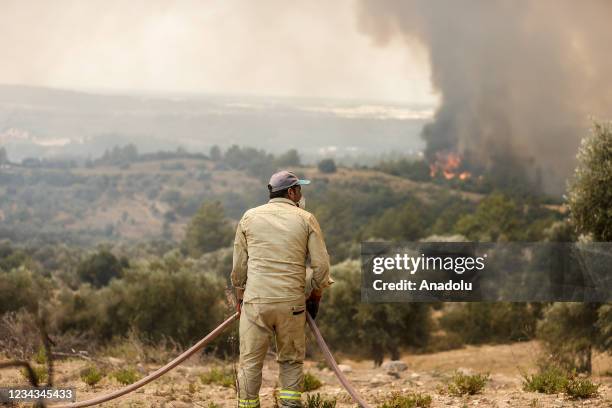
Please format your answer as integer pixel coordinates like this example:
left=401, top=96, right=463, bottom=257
left=430, top=152, right=471, bottom=180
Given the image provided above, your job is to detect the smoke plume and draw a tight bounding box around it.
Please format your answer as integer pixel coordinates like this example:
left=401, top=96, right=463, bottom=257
left=357, top=0, right=612, bottom=194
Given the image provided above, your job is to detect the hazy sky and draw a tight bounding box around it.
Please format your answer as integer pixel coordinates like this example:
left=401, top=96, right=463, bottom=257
left=1, top=0, right=435, bottom=104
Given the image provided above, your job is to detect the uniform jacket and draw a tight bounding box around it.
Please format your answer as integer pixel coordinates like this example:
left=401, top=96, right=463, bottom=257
left=231, top=197, right=332, bottom=304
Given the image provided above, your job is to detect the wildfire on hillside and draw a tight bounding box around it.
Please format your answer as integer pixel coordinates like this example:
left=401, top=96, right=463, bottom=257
left=429, top=151, right=471, bottom=180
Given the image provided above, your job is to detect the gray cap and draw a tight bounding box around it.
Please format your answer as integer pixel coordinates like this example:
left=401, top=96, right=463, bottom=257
left=268, top=170, right=311, bottom=192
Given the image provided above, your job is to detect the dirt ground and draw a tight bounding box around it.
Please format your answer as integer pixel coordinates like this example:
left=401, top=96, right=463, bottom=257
left=0, top=341, right=610, bottom=408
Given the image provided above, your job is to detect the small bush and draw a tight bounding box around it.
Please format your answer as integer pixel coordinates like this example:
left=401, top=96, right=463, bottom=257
left=188, top=381, right=197, bottom=394
left=378, top=392, right=432, bottom=408
left=34, top=346, right=47, bottom=364
left=522, top=367, right=568, bottom=394
left=57, top=263, right=228, bottom=350
left=447, top=372, right=489, bottom=396
left=317, top=159, right=337, bottom=174
left=316, top=260, right=432, bottom=365
left=102, top=329, right=181, bottom=364
left=0, top=268, right=48, bottom=314
left=80, top=365, right=104, bottom=387
left=303, top=372, right=323, bottom=392
left=102, top=336, right=144, bottom=364
left=440, top=303, right=538, bottom=345
left=113, top=367, right=141, bottom=385
left=34, top=366, right=47, bottom=383
left=305, top=393, right=336, bottom=408
left=77, top=249, right=123, bottom=287
left=564, top=377, right=599, bottom=399
left=21, top=365, right=48, bottom=384
left=199, top=367, right=235, bottom=388
left=536, top=303, right=602, bottom=373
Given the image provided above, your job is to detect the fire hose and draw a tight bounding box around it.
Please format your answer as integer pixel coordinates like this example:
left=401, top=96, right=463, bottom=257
left=50, top=312, right=372, bottom=408
left=51, top=313, right=239, bottom=408
left=306, top=314, right=372, bottom=408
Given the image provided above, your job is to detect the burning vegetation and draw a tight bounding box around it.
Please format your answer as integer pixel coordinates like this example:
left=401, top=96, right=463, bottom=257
left=429, top=151, right=471, bottom=181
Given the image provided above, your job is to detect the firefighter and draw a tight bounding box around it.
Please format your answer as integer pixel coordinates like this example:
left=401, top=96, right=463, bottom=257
left=231, top=170, right=332, bottom=408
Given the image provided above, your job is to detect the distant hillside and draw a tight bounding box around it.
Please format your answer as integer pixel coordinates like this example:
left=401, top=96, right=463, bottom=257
left=0, top=155, right=480, bottom=247
left=0, top=84, right=428, bottom=162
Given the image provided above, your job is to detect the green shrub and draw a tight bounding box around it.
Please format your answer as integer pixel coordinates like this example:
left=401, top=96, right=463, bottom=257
left=80, top=365, right=104, bottom=387
left=317, top=159, right=337, bottom=174
left=376, top=158, right=431, bottom=182
left=21, top=365, right=48, bottom=384
left=113, top=367, right=141, bottom=385
left=523, top=366, right=599, bottom=399
left=378, top=392, right=432, bottom=408
left=564, top=377, right=599, bottom=399
left=183, top=201, right=233, bottom=257
left=447, top=372, right=489, bottom=396
left=440, top=303, right=538, bottom=345
left=317, top=260, right=431, bottom=365
left=77, top=249, right=124, bottom=287
left=56, top=261, right=227, bottom=348
left=364, top=200, right=426, bottom=241
left=199, top=367, right=235, bottom=388
left=0, top=241, right=30, bottom=271
left=522, top=367, right=568, bottom=394
left=453, top=193, right=528, bottom=241
left=0, top=268, right=48, bottom=314
left=303, top=372, right=322, bottom=392
left=305, top=393, right=336, bottom=408
left=100, top=328, right=181, bottom=365
left=34, top=346, right=47, bottom=364
left=536, top=303, right=603, bottom=373
left=567, top=120, right=612, bottom=241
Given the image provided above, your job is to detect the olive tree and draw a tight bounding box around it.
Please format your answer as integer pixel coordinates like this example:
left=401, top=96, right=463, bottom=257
left=538, top=120, right=612, bottom=373
left=567, top=120, right=612, bottom=241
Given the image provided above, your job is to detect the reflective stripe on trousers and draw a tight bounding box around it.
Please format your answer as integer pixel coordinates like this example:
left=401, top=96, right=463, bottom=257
left=238, top=397, right=260, bottom=407
left=279, top=389, right=302, bottom=400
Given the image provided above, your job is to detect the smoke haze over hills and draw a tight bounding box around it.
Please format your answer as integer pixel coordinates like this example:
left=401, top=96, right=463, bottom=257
left=0, top=85, right=429, bottom=162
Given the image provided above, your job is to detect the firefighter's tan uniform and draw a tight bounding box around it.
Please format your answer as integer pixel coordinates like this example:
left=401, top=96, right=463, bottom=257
left=231, top=197, right=332, bottom=408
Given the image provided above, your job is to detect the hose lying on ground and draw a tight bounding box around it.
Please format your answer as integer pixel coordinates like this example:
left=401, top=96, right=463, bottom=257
left=49, top=312, right=372, bottom=408
left=307, top=314, right=372, bottom=408
left=51, top=313, right=239, bottom=408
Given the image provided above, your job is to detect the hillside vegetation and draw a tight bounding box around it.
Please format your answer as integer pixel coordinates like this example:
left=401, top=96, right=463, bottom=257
left=0, top=145, right=557, bottom=258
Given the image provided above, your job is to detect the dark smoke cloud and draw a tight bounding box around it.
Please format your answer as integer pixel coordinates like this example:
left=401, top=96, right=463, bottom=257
left=357, top=0, right=612, bottom=194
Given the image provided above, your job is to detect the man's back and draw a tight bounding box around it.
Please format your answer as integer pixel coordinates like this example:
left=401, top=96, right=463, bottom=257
left=231, top=197, right=330, bottom=304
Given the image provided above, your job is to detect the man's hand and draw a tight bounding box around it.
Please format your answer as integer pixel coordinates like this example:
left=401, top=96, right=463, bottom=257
left=237, top=299, right=243, bottom=315
left=235, top=288, right=244, bottom=316
left=306, top=290, right=322, bottom=319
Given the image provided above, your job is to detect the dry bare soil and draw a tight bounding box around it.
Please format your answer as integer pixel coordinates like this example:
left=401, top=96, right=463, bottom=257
left=1, top=341, right=610, bottom=408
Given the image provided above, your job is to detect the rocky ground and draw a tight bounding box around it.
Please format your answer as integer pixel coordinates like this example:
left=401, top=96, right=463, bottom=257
left=0, top=341, right=610, bottom=407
